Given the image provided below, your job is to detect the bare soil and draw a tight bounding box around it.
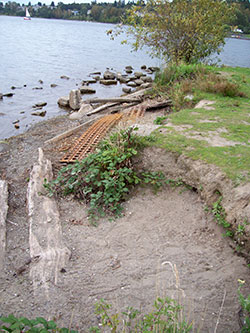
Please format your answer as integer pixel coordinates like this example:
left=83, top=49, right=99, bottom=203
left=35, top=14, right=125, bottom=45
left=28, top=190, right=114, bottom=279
left=0, top=112, right=249, bottom=332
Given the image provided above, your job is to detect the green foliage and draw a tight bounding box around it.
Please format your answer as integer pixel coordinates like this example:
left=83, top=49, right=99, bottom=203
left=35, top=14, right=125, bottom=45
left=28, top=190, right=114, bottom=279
left=154, top=116, right=167, bottom=125
left=123, top=0, right=234, bottom=64
left=44, top=128, right=166, bottom=220
left=212, top=196, right=233, bottom=237
left=238, top=281, right=250, bottom=332
left=90, top=297, right=193, bottom=332
left=0, top=314, right=77, bottom=333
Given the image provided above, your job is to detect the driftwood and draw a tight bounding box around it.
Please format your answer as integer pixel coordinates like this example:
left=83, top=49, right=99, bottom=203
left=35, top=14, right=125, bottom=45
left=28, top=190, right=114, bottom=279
left=86, top=97, right=142, bottom=104
left=86, top=102, right=118, bottom=116
left=146, top=100, right=172, bottom=111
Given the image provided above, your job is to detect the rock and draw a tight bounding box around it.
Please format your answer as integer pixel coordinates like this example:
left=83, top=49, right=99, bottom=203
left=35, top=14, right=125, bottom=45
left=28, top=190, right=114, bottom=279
left=90, top=71, right=101, bottom=75
left=38, top=80, right=43, bottom=84
left=125, top=65, right=133, bottom=70
left=100, top=79, right=117, bottom=85
left=32, top=87, right=43, bottom=90
left=122, top=87, right=131, bottom=94
left=79, top=86, right=96, bottom=94
left=119, top=77, right=129, bottom=84
left=11, top=86, right=17, bottom=90
left=69, top=89, right=82, bottom=110
left=33, top=102, right=47, bottom=108
left=57, top=96, right=69, bottom=108
left=184, top=94, right=194, bottom=101
left=141, top=76, right=153, bottom=83
left=31, top=110, right=47, bottom=117
left=23, top=84, right=27, bottom=87
left=50, top=84, right=57, bottom=88
left=60, top=75, right=70, bottom=80
left=127, top=81, right=137, bottom=87
left=125, top=69, right=133, bottom=74
left=12, top=120, right=20, bottom=124
left=141, top=65, right=147, bottom=70
left=0, top=93, right=3, bottom=100
left=14, top=123, right=20, bottom=129
left=83, top=79, right=97, bottom=84
left=134, top=79, right=144, bottom=86
left=3, top=93, right=14, bottom=97
left=148, top=66, right=160, bottom=72
left=92, top=75, right=100, bottom=81
left=140, top=83, right=152, bottom=89
left=69, top=103, right=93, bottom=120
left=20, top=111, right=25, bottom=114
left=134, top=72, right=143, bottom=78
left=103, top=70, right=116, bottom=80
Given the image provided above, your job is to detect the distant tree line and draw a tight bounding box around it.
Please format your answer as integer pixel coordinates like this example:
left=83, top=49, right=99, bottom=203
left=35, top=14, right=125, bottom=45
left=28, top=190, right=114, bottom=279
left=0, top=0, right=134, bottom=23
left=0, top=0, right=250, bottom=32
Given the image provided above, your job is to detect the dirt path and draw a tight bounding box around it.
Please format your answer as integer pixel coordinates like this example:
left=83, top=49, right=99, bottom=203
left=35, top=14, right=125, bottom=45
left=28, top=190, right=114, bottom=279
left=0, top=113, right=249, bottom=332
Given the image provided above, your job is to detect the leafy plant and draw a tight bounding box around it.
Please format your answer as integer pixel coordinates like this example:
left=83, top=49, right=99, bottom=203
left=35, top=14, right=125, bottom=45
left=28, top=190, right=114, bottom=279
left=90, top=297, right=193, bottom=332
left=44, top=128, right=166, bottom=220
left=238, top=280, right=250, bottom=332
left=154, top=116, right=167, bottom=125
left=0, top=314, right=77, bottom=333
left=212, top=196, right=233, bottom=237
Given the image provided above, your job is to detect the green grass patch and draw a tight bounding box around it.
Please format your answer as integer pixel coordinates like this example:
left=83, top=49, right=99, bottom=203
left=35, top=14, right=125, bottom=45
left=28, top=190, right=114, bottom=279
left=148, top=65, right=250, bottom=183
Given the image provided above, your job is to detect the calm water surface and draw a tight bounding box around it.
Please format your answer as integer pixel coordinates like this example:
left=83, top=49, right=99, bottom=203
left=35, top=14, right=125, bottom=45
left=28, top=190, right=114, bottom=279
left=0, top=16, right=250, bottom=139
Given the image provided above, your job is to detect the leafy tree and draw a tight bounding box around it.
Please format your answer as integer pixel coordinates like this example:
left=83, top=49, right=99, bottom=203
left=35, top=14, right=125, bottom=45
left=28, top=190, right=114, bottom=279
left=121, top=0, right=235, bottom=64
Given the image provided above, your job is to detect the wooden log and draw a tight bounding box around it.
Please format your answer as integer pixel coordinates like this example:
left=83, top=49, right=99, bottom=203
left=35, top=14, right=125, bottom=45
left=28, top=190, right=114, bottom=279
left=86, top=97, right=142, bottom=104
left=146, top=100, right=172, bottom=111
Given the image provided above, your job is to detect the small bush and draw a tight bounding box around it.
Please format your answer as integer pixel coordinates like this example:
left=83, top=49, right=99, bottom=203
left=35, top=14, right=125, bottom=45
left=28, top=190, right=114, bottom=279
left=238, top=280, right=250, bottom=332
left=44, top=128, right=166, bottom=220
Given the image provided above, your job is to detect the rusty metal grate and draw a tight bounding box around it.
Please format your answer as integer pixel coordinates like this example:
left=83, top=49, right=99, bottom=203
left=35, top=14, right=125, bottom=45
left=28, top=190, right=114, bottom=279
left=125, top=104, right=146, bottom=119
left=60, top=113, right=122, bottom=163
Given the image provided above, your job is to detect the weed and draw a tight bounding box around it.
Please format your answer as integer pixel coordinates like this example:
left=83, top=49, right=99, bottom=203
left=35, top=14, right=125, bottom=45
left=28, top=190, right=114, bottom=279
left=238, top=280, right=250, bottom=332
left=212, top=197, right=233, bottom=237
left=154, top=116, right=167, bottom=125
left=0, top=314, right=77, bottom=332
left=90, top=297, right=193, bottom=332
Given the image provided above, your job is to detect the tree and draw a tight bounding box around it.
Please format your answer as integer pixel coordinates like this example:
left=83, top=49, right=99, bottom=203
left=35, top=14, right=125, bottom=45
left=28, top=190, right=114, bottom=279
left=122, top=0, right=235, bottom=64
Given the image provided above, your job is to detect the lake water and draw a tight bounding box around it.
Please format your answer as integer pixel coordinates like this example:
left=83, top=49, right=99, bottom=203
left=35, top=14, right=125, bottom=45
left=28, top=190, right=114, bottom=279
left=0, top=15, right=250, bottom=140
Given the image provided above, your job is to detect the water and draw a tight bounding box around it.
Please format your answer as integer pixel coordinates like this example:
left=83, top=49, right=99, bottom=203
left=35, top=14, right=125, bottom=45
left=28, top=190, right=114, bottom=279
left=0, top=16, right=250, bottom=140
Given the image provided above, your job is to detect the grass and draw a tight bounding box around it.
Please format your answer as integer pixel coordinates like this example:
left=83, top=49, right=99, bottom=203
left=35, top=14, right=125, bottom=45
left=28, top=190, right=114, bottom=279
left=147, top=65, right=250, bottom=182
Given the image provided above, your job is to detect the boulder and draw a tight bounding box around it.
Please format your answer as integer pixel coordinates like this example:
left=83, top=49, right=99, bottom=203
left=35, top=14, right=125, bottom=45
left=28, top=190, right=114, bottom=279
left=3, top=93, right=14, bottom=97
left=32, top=87, right=43, bottom=90
left=69, top=89, right=82, bottom=110
left=60, top=75, right=70, bottom=80
left=50, top=84, right=57, bottom=88
left=69, top=103, right=93, bottom=120
left=83, top=79, right=97, bottom=84
left=119, top=77, right=129, bottom=84
left=38, top=80, right=43, bottom=84
left=103, top=70, right=116, bottom=80
left=31, top=110, right=47, bottom=117
left=100, top=79, right=117, bottom=85
left=125, top=65, right=133, bottom=70
left=134, top=71, right=143, bottom=78
left=141, top=65, right=147, bottom=70
left=14, top=123, right=20, bottom=129
left=90, top=71, right=101, bottom=75
left=134, top=79, right=144, bottom=86
left=141, top=76, right=153, bottom=83
left=33, top=102, right=47, bottom=108
left=79, top=86, right=96, bottom=94
left=125, top=69, right=133, bottom=74
left=92, top=75, right=100, bottom=81
left=57, top=96, right=69, bottom=108
left=148, top=66, right=160, bottom=72
left=127, top=81, right=137, bottom=87
left=122, top=87, right=131, bottom=94
left=0, top=93, right=3, bottom=100
left=141, top=83, right=152, bottom=89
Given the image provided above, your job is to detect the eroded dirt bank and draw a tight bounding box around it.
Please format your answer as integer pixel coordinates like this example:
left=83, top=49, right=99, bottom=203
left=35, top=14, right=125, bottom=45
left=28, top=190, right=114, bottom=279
left=0, top=114, right=249, bottom=332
